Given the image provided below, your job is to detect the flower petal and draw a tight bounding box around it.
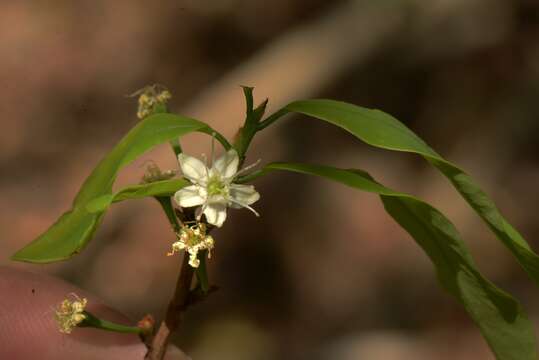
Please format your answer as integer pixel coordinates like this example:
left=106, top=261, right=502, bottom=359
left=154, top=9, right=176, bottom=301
left=174, top=185, right=206, bottom=208
left=213, top=149, right=239, bottom=180
left=203, top=203, right=227, bottom=227
left=178, top=153, right=208, bottom=185
left=229, top=184, right=260, bottom=206
left=189, top=254, right=200, bottom=268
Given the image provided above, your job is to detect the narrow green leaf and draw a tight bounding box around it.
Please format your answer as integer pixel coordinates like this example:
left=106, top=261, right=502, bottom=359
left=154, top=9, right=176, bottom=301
left=278, top=99, right=539, bottom=286
left=73, top=114, right=226, bottom=205
left=12, top=114, right=220, bottom=263
left=264, top=162, right=537, bottom=360
left=85, top=179, right=189, bottom=213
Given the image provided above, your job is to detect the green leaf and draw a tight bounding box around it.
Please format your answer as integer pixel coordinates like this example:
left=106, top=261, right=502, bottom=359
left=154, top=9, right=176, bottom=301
left=12, top=114, right=222, bottom=263
left=263, top=162, right=537, bottom=360
left=276, top=99, right=539, bottom=286
left=85, top=179, right=189, bottom=213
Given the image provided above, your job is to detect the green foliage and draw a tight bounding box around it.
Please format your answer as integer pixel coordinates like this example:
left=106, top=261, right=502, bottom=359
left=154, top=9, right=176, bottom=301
left=12, top=91, right=537, bottom=358
left=233, top=86, right=268, bottom=163
left=262, top=162, right=537, bottom=360
left=85, top=179, right=188, bottom=214
left=12, top=114, right=224, bottom=263
left=281, top=99, right=539, bottom=287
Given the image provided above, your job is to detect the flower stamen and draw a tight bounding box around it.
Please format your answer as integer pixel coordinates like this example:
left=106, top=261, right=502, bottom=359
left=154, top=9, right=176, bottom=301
left=54, top=294, right=88, bottom=334
left=234, top=159, right=261, bottom=178
left=168, top=222, right=214, bottom=268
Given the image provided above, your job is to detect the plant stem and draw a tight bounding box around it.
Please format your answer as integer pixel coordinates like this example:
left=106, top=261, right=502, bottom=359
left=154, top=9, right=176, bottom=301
left=234, top=88, right=268, bottom=165
left=195, top=250, right=210, bottom=293
left=155, top=196, right=181, bottom=232
left=170, top=138, right=183, bottom=157
left=257, top=107, right=289, bottom=130
left=82, top=312, right=144, bottom=334
left=145, top=252, right=194, bottom=360
left=146, top=201, right=211, bottom=359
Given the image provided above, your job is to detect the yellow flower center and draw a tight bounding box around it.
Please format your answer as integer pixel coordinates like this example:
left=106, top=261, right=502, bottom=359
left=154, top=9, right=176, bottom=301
left=207, top=176, right=228, bottom=197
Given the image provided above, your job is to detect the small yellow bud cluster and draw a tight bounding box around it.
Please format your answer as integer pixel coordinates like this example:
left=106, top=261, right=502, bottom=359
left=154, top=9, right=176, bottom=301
left=141, top=161, right=176, bottom=183
left=168, top=222, right=214, bottom=268
left=54, top=295, right=88, bottom=334
left=133, top=85, right=172, bottom=119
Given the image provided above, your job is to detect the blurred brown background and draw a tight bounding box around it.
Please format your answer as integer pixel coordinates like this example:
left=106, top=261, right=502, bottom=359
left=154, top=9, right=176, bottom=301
left=1, top=0, right=539, bottom=359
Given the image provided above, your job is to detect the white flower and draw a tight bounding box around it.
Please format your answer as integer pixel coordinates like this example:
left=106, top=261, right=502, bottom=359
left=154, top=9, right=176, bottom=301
left=168, top=222, right=215, bottom=268
left=173, top=149, right=260, bottom=227
left=54, top=295, right=87, bottom=334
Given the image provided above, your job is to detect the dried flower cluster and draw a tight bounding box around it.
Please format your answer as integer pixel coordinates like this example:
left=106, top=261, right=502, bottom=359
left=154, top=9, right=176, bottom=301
left=54, top=295, right=87, bottom=334
left=168, top=222, right=214, bottom=268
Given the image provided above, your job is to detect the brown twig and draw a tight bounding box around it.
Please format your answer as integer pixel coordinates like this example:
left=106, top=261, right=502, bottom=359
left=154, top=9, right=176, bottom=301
left=142, top=198, right=222, bottom=359
left=145, top=253, right=194, bottom=360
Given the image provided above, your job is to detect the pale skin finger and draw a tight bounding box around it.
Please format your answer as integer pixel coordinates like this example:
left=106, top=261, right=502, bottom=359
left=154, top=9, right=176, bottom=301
left=0, top=265, right=147, bottom=359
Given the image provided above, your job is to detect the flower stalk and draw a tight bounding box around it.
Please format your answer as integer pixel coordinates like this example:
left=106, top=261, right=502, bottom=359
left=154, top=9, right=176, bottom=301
left=54, top=295, right=145, bottom=335
left=80, top=312, right=145, bottom=335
